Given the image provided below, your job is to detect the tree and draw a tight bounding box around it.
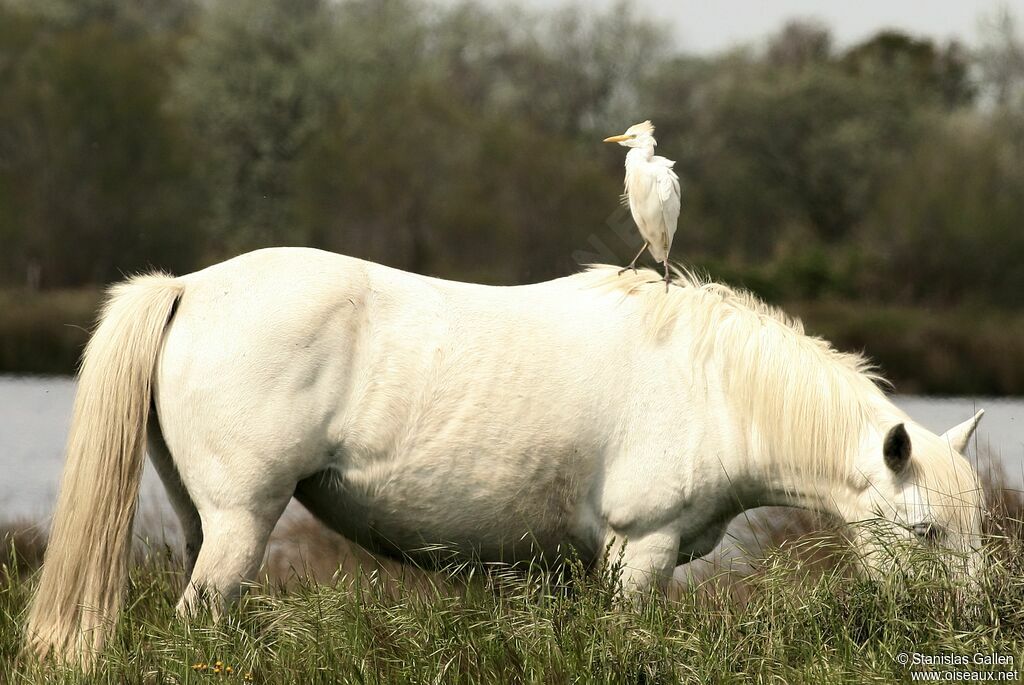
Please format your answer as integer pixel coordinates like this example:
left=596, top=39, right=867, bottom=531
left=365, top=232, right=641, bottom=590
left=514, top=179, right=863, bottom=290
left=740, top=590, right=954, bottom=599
left=0, top=5, right=201, bottom=287
left=766, top=20, right=832, bottom=69
left=5, top=0, right=195, bottom=36
left=861, top=113, right=1024, bottom=307
left=842, top=31, right=974, bottom=109
left=174, top=0, right=349, bottom=252
left=646, top=55, right=924, bottom=262
left=977, top=7, right=1024, bottom=110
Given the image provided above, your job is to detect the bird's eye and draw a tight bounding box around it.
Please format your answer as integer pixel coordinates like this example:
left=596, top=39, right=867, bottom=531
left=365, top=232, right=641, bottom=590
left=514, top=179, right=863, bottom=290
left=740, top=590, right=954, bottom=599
left=911, top=522, right=942, bottom=543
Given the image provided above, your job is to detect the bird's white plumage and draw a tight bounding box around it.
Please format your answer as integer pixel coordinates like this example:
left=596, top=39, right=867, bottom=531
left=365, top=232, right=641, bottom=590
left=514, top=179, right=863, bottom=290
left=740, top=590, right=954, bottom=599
left=606, top=120, right=681, bottom=267
left=625, top=151, right=680, bottom=263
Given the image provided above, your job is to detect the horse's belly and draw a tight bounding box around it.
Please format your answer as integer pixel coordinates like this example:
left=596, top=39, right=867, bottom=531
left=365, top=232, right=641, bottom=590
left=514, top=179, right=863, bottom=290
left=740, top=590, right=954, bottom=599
left=293, top=449, right=602, bottom=567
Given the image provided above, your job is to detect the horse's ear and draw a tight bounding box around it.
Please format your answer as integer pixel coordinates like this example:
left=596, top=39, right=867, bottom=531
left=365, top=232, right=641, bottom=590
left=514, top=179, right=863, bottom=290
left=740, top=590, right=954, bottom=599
left=940, top=409, right=984, bottom=454
left=883, top=423, right=911, bottom=473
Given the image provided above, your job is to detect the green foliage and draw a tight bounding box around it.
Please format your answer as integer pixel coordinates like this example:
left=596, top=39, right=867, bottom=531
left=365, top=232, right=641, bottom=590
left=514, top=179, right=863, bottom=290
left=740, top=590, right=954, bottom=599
left=0, top=288, right=100, bottom=374
left=174, top=0, right=348, bottom=251
left=648, top=45, right=930, bottom=260
left=0, top=0, right=1016, bottom=293
left=861, top=112, right=1024, bottom=308
left=0, top=3, right=203, bottom=287
left=2, top=530, right=1023, bottom=683
left=0, top=0, right=1022, bottom=389
left=841, top=31, right=975, bottom=109
left=791, top=299, right=1024, bottom=395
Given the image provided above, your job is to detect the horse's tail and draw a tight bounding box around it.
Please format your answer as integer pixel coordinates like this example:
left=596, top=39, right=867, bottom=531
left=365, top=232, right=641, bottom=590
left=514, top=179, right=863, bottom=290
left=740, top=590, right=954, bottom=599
left=24, top=273, right=183, bottom=667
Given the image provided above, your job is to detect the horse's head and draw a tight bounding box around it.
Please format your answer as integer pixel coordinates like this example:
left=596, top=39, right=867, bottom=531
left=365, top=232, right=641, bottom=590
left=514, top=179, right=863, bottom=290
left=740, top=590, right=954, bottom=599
left=845, top=411, right=985, bottom=578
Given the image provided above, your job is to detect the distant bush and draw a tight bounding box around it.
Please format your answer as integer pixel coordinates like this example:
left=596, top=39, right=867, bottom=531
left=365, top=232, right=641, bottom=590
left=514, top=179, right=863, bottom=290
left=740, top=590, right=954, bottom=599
left=791, top=299, right=1024, bottom=395
left=0, top=288, right=100, bottom=374
left=860, top=112, right=1024, bottom=308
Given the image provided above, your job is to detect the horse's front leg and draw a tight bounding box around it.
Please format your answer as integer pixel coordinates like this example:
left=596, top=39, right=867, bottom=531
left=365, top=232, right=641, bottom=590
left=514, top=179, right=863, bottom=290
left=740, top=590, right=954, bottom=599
left=603, top=526, right=682, bottom=596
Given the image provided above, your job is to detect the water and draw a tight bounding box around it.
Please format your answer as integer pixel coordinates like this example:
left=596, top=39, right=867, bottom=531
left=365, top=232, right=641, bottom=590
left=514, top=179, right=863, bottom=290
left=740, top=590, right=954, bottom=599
left=1, top=375, right=1021, bottom=527
left=898, top=395, right=1023, bottom=485
left=0, top=376, right=181, bottom=535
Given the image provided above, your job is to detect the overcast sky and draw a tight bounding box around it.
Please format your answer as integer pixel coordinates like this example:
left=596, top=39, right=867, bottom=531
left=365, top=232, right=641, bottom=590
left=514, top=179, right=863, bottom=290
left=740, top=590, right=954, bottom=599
left=477, top=0, right=1024, bottom=53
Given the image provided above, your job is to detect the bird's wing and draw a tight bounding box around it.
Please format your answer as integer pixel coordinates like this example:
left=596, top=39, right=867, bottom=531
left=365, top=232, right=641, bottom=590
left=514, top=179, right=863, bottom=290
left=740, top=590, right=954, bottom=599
left=657, top=166, right=681, bottom=245
left=625, top=166, right=656, bottom=227
left=626, top=164, right=676, bottom=261
left=651, top=155, right=676, bottom=169
left=625, top=155, right=683, bottom=262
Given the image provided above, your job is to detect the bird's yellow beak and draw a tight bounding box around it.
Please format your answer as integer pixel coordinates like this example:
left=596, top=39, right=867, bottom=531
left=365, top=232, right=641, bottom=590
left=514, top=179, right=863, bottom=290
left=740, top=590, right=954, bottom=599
left=603, top=134, right=630, bottom=143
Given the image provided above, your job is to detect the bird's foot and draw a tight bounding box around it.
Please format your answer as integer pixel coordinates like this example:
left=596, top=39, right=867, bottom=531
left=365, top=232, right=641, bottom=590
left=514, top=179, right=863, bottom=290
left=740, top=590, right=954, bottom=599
left=619, top=243, right=648, bottom=276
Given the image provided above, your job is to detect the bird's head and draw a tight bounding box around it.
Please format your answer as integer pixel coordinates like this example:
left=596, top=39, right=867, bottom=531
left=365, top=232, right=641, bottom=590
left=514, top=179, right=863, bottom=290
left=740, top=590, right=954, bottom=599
left=603, top=120, right=656, bottom=148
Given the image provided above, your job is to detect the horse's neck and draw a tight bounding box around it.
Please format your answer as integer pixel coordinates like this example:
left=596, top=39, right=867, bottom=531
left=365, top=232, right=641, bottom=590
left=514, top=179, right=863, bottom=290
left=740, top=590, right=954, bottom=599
left=719, top=358, right=887, bottom=518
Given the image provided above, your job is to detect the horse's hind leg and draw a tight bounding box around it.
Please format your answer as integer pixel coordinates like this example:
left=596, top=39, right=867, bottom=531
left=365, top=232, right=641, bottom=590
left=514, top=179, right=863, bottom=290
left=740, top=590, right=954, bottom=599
left=177, top=487, right=292, bottom=617
left=148, top=414, right=203, bottom=578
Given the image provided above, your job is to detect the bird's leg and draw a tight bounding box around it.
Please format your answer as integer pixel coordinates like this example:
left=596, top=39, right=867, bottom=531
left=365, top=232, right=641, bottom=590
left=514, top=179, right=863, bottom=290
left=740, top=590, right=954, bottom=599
left=662, top=261, right=671, bottom=292
left=619, top=243, right=648, bottom=276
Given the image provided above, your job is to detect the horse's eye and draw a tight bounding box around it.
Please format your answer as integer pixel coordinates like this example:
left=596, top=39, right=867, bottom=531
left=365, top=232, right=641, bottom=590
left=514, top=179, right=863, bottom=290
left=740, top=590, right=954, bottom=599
left=911, top=522, right=942, bottom=542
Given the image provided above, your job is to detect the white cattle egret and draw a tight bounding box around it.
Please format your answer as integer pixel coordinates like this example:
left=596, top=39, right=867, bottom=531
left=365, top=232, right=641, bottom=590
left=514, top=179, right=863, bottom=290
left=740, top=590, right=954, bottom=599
left=603, top=120, right=681, bottom=290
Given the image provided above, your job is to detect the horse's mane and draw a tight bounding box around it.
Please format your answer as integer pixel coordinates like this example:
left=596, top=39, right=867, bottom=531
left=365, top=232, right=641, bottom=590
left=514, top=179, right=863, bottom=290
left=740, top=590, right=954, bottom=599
left=579, top=264, right=894, bottom=485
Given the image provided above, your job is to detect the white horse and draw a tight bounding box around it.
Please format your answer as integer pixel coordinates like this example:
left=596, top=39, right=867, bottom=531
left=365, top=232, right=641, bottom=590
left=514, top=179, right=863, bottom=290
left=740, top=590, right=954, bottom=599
left=26, top=247, right=985, bottom=666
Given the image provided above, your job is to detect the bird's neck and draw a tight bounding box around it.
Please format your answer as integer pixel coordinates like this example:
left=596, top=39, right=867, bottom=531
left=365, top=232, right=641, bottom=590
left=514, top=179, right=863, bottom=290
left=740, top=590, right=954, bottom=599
left=625, top=144, right=654, bottom=166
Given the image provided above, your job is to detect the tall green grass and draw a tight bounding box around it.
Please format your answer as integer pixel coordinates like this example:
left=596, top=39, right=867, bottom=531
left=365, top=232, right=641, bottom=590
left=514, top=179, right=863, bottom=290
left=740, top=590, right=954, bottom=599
left=2, top=507, right=1022, bottom=684
left=2, top=453, right=1020, bottom=682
